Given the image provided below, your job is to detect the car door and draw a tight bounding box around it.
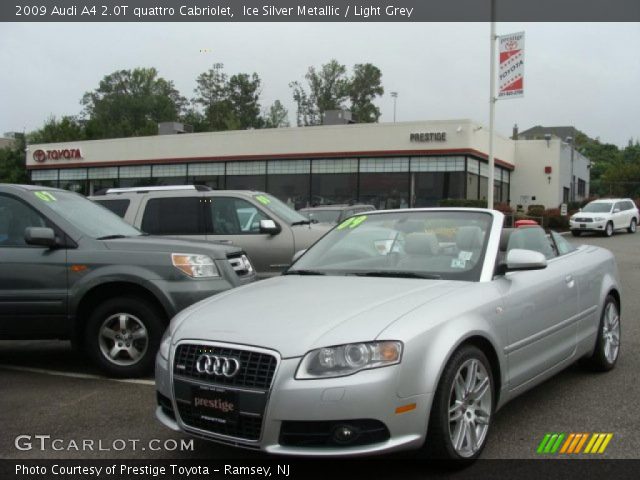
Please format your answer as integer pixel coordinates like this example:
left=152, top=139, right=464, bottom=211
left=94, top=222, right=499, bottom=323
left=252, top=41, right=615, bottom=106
left=0, top=194, right=68, bottom=338
left=612, top=201, right=626, bottom=229
left=138, top=195, right=207, bottom=241
left=205, top=196, right=294, bottom=277
left=497, top=228, right=579, bottom=390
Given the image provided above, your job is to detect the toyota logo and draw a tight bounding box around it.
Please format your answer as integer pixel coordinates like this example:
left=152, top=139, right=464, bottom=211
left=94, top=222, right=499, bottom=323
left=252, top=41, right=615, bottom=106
left=195, top=354, right=241, bottom=378
left=33, top=149, right=46, bottom=163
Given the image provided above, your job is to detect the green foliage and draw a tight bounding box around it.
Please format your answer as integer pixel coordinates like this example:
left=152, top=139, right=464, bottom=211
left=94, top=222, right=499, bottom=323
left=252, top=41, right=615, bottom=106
left=290, top=59, right=383, bottom=126
left=599, top=143, right=640, bottom=197
left=263, top=100, right=290, bottom=128
left=542, top=208, right=569, bottom=230
left=28, top=116, right=85, bottom=144
left=0, top=135, right=28, bottom=184
left=349, top=63, right=384, bottom=123
left=192, top=65, right=265, bottom=131
left=527, top=204, right=545, bottom=216
left=81, top=68, right=186, bottom=139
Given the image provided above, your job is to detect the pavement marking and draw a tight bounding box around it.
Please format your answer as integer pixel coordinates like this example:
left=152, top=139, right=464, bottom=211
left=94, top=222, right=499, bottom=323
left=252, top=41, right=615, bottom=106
left=0, top=364, right=155, bottom=386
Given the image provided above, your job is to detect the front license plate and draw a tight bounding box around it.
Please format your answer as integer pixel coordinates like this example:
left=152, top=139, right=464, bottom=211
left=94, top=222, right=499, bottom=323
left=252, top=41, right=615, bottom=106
left=580, top=224, right=586, bottom=228
left=192, top=387, right=238, bottom=424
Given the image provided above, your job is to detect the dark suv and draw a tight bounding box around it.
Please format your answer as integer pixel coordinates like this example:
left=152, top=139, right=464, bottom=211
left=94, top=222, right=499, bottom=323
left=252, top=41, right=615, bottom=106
left=0, top=184, right=255, bottom=377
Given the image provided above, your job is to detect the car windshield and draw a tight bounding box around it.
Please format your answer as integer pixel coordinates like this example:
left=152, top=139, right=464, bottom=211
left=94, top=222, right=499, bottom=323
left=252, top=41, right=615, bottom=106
left=303, top=209, right=342, bottom=224
left=582, top=202, right=613, bottom=213
left=288, top=210, right=493, bottom=282
left=32, top=190, right=142, bottom=239
left=252, top=193, right=308, bottom=225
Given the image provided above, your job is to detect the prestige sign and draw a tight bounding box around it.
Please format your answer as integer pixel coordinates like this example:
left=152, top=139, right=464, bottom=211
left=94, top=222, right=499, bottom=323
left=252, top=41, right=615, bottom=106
left=33, top=148, right=83, bottom=163
left=410, top=132, right=447, bottom=142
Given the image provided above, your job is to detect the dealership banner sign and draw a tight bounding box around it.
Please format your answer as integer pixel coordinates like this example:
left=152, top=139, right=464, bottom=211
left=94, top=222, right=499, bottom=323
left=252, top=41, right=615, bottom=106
left=498, top=31, right=525, bottom=99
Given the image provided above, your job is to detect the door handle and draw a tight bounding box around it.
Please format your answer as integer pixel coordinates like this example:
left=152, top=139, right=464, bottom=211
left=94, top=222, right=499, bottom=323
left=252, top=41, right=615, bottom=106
left=565, top=275, right=575, bottom=288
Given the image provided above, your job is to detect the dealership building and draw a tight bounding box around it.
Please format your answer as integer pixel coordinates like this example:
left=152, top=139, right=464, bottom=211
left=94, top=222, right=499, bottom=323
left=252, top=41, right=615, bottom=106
left=26, top=119, right=590, bottom=210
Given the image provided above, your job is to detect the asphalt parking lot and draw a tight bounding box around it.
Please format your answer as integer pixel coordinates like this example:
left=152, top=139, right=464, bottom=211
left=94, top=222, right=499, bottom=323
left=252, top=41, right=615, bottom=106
left=0, top=231, right=638, bottom=461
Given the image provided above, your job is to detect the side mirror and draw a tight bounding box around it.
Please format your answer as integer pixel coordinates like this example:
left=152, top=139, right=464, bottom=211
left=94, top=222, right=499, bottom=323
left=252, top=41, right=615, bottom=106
left=24, top=227, right=57, bottom=248
left=500, top=248, right=547, bottom=274
left=292, top=249, right=307, bottom=263
left=613, top=208, right=621, bottom=213
left=259, top=219, right=281, bottom=235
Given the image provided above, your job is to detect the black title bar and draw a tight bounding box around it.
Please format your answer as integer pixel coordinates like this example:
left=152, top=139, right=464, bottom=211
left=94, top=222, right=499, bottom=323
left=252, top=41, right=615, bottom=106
left=2, top=0, right=640, bottom=22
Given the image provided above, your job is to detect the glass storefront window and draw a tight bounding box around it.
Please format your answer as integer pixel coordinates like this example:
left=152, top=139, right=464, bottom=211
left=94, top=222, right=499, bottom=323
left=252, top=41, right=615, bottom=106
left=267, top=174, right=310, bottom=210
left=467, top=173, right=479, bottom=200
left=359, top=173, right=409, bottom=210
left=414, top=172, right=465, bottom=207
left=226, top=175, right=266, bottom=191
left=310, top=173, right=358, bottom=206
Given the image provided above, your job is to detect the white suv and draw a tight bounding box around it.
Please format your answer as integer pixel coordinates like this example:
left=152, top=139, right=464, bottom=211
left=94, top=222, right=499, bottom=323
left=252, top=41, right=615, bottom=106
left=570, top=198, right=638, bottom=237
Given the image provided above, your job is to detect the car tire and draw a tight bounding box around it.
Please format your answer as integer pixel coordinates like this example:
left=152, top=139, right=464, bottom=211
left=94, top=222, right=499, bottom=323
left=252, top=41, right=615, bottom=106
left=85, top=296, right=165, bottom=378
left=628, top=218, right=637, bottom=234
left=423, top=345, right=494, bottom=461
left=603, top=221, right=614, bottom=237
left=581, top=294, right=620, bottom=372
left=571, top=230, right=581, bottom=237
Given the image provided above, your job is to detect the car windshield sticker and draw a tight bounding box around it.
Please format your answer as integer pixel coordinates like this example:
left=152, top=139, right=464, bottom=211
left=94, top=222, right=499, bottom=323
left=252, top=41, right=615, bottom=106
left=458, top=251, right=473, bottom=261
left=451, top=258, right=467, bottom=269
left=337, top=215, right=368, bottom=230
left=34, top=191, right=56, bottom=202
left=255, top=195, right=271, bottom=205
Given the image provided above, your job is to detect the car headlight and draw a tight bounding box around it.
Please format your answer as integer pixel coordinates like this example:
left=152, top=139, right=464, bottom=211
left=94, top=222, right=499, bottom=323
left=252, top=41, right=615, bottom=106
left=593, top=217, right=605, bottom=221
left=296, top=341, right=403, bottom=379
left=159, top=328, right=171, bottom=360
left=171, top=253, right=219, bottom=278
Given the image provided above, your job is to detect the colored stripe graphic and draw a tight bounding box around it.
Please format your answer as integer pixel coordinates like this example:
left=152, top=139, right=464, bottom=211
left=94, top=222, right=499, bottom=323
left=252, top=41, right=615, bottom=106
left=539, top=433, right=613, bottom=455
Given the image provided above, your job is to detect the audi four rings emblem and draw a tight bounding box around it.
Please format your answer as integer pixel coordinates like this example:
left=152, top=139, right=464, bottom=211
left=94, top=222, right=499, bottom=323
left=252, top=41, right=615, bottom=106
left=196, top=354, right=241, bottom=377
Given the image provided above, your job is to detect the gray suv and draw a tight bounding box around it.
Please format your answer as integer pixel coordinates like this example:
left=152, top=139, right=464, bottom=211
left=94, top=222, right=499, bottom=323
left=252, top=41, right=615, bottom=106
left=0, top=184, right=255, bottom=377
left=91, top=187, right=331, bottom=278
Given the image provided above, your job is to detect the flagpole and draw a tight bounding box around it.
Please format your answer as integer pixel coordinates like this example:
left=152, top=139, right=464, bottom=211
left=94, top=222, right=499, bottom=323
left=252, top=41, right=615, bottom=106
left=488, top=1, right=496, bottom=209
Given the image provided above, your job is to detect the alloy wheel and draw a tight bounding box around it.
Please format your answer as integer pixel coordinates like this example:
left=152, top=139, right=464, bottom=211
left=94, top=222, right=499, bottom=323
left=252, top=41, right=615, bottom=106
left=98, top=313, right=149, bottom=366
left=448, top=358, right=492, bottom=458
left=602, top=301, right=620, bottom=364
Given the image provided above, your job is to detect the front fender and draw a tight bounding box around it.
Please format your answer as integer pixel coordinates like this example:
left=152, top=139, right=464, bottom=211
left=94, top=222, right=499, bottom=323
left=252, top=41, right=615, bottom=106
left=68, top=265, right=175, bottom=319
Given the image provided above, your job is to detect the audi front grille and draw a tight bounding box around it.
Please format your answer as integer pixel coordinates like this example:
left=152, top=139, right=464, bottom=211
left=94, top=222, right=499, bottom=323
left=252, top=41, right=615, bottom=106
left=172, top=343, right=278, bottom=442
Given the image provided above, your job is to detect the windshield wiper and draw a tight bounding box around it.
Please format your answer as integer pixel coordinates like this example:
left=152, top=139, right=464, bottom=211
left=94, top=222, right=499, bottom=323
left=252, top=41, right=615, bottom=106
left=96, top=234, right=127, bottom=240
left=348, top=271, right=442, bottom=280
left=283, top=269, right=326, bottom=276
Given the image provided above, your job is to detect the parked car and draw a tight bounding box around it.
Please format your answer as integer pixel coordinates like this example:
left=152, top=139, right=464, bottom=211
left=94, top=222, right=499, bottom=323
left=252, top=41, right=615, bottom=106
left=570, top=198, right=638, bottom=237
left=0, top=184, right=255, bottom=377
left=299, top=204, right=376, bottom=224
left=155, top=208, right=621, bottom=460
left=90, top=187, right=331, bottom=278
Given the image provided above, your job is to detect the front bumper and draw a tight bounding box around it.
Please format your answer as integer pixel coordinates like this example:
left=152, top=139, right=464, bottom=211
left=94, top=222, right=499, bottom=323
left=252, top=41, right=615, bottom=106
left=155, top=350, right=431, bottom=456
left=569, top=219, right=607, bottom=232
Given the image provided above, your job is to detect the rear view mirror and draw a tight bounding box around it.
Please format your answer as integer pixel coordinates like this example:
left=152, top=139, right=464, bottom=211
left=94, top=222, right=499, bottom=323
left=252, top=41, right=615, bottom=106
left=259, top=219, right=281, bottom=235
left=24, top=227, right=57, bottom=248
left=501, top=248, right=547, bottom=273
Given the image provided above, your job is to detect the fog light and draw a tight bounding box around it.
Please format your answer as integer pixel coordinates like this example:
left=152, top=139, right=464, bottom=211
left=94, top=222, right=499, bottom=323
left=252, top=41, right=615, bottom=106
left=332, top=424, right=360, bottom=445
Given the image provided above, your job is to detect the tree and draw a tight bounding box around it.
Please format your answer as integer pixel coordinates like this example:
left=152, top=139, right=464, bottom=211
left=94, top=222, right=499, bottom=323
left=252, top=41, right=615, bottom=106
left=290, top=60, right=383, bottom=126
left=290, top=59, right=350, bottom=126
left=192, top=65, right=265, bottom=131
left=28, top=116, right=86, bottom=144
left=263, top=100, right=290, bottom=128
left=0, top=135, right=28, bottom=184
left=349, top=63, right=384, bottom=123
left=81, top=68, right=186, bottom=139
left=227, top=73, right=264, bottom=129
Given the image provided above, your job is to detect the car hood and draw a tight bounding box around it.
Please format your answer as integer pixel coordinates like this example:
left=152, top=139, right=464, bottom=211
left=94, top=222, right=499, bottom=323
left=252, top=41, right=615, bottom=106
left=172, top=275, right=466, bottom=358
left=291, top=223, right=332, bottom=252
left=102, top=236, right=241, bottom=259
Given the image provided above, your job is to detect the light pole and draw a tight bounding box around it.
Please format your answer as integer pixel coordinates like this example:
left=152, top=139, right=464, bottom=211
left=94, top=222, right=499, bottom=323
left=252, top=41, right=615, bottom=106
left=391, top=91, right=398, bottom=122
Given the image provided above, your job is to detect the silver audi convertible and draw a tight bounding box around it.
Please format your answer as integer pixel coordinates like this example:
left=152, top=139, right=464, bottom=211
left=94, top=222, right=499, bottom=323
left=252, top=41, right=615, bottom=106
left=155, top=209, right=621, bottom=460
